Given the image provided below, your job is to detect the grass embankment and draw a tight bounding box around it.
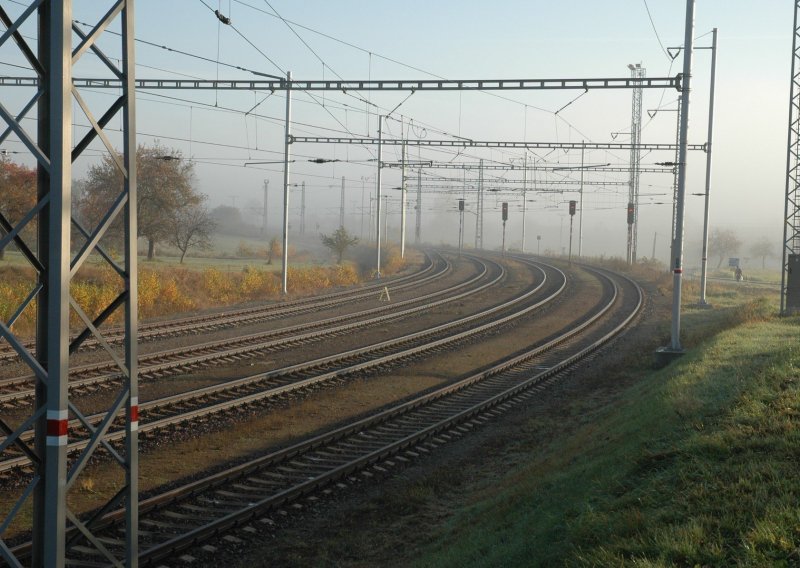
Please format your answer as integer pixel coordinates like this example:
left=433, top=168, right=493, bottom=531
left=415, top=294, right=800, bottom=566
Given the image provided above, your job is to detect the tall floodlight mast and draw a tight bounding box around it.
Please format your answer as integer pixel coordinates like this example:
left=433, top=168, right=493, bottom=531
left=627, top=64, right=645, bottom=264
left=0, top=1, right=139, bottom=565
left=782, top=2, right=800, bottom=315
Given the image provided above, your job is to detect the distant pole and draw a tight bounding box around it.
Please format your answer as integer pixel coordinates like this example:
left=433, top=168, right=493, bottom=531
left=261, top=179, right=269, bottom=235
left=400, top=141, right=407, bottom=258
left=699, top=27, right=718, bottom=306
left=360, top=177, right=366, bottom=240
left=537, top=235, right=541, bottom=255
left=479, top=159, right=484, bottom=249
left=415, top=168, right=422, bottom=244
left=501, top=202, right=508, bottom=257
left=578, top=143, right=585, bottom=257
left=281, top=71, right=292, bottom=295
left=568, top=215, right=574, bottom=264
left=339, top=176, right=345, bottom=228
left=521, top=153, right=527, bottom=253
left=474, top=193, right=479, bottom=248
left=376, top=114, right=383, bottom=276
left=668, top=0, right=696, bottom=351
left=300, top=181, right=306, bottom=235
left=458, top=199, right=465, bottom=258
left=652, top=232, right=658, bottom=260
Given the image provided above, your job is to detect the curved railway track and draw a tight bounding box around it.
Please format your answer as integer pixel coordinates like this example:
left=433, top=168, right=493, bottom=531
left=7, top=263, right=642, bottom=566
left=0, top=254, right=499, bottom=407
left=0, top=252, right=443, bottom=364
left=0, top=257, right=561, bottom=474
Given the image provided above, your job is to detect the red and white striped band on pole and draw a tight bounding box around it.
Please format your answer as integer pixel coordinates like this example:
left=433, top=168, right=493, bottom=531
left=674, top=269, right=683, bottom=274
left=46, top=409, right=68, bottom=446
left=130, top=396, right=139, bottom=432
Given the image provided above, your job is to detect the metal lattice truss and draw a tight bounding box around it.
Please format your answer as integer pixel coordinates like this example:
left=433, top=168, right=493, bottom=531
left=381, top=162, right=674, bottom=174
left=0, top=75, right=683, bottom=92
left=0, top=2, right=137, bottom=566
left=627, top=64, right=645, bottom=264
left=292, top=137, right=707, bottom=151
left=783, top=1, right=800, bottom=314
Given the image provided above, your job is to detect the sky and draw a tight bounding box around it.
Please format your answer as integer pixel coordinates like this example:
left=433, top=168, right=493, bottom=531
left=0, top=1, right=794, bottom=267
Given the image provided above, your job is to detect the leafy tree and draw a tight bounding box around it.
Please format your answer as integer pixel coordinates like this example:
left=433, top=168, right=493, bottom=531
left=320, top=226, right=358, bottom=264
left=77, top=143, right=200, bottom=260
left=750, top=237, right=775, bottom=269
left=0, top=157, right=36, bottom=261
left=708, top=228, right=742, bottom=268
left=167, top=200, right=215, bottom=263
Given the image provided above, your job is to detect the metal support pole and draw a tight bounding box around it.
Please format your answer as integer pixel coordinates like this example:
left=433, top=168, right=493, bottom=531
left=502, top=220, right=507, bottom=258
left=478, top=160, right=484, bottom=248
left=474, top=186, right=480, bottom=249
left=300, top=181, right=306, bottom=235
left=415, top=168, right=422, bottom=244
left=458, top=207, right=464, bottom=257
left=121, top=3, right=139, bottom=564
left=521, top=153, right=527, bottom=253
left=261, top=180, right=269, bottom=235
left=400, top=142, right=407, bottom=258
left=699, top=28, right=718, bottom=306
left=41, top=4, right=73, bottom=563
left=376, top=114, right=383, bottom=276
left=569, top=215, right=574, bottom=264
left=578, top=144, right=585, bottom=257
left=339, top=175, right=345, bottom=228
left=667, top=0, right=696, bottom=352
left=652, top=232, right=658, bottom=260
left=360, top=177, right=366, bottom=240
left=281, top=71, right=292, bottom=294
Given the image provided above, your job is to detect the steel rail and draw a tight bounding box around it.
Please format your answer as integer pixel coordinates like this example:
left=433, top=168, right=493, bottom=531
left=0, top=258, right=558, bottom=473
left=20, top=265, right=640, bottom=565
left=0, top=252, right=442, bottom=363
left=0, top=255, right=492, bottom=405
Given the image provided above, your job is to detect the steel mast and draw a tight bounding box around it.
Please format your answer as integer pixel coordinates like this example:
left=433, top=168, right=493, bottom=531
left=0, top=1, right=139, bottom=565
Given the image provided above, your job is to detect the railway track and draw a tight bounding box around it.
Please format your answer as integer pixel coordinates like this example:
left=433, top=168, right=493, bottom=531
left=0, top=254, right=496, bottom=407
left=0, top=257, right=559, bottom=474
left=6, top=263, right=641, bottom=566
left=0, top=251, right=443, bottom=364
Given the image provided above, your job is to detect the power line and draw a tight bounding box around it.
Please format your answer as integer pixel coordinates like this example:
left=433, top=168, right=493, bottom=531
left=642, top=0, right=672, bottom=61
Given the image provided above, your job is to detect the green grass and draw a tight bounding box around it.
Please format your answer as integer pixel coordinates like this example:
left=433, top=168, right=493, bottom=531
left=413, top=296, right=800, bottom=567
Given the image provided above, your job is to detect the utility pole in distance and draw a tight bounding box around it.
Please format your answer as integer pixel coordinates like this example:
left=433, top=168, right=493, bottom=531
left=261, top=179, right=269, bottom=235
left=501, top=202, right=508, bottom=258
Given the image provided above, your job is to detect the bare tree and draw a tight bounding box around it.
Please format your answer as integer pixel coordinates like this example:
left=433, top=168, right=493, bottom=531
left=168, top=202, right=215, bottom=263
left=321, top=226, right=359, bottom=264
left=750, top=237, right=775, bottom=270
left=709, top=228, right=742, bottom=268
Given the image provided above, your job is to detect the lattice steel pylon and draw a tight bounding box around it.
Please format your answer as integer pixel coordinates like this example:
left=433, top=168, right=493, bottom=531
left=782, top=1, right=800, bottom=315
left=626, top=64, right=645, bottom=264
left=0, top=2, right=138, bottom=566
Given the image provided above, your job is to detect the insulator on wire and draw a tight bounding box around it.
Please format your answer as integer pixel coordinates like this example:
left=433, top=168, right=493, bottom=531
left=214, top=10, right=232, bottom=25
